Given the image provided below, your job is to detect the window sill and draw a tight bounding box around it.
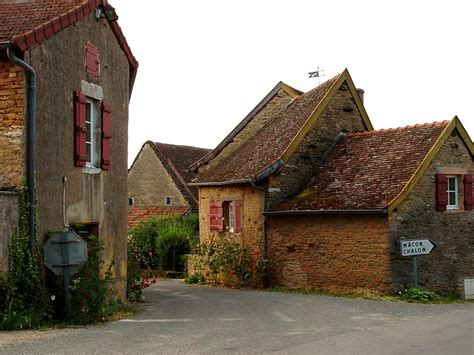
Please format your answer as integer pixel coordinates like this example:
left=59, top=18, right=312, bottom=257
left=83, top=166, right=101, bottom=175
left=444, top=209, right=465, bottom=215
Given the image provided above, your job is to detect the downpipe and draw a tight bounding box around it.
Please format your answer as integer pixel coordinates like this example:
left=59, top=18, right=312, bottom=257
left=6, top=46, right=37, bottom=253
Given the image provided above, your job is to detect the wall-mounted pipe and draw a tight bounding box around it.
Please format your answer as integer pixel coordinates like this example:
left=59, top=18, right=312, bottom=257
left=6, top=46, right=37, bottom=253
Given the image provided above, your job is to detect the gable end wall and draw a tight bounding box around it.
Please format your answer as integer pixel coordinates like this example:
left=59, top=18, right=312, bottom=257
left=267, top=83, right=367, bottom=207
left=389, top=133, right=474, bottom=293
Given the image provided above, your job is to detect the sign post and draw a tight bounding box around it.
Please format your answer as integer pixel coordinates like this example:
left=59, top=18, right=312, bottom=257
left=400, top=239, right=436, bottom=288
left=43, top=231, right=88, bottom=317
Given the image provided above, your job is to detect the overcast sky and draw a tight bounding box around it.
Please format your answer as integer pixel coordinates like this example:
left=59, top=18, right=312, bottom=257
left=113, top=0, right=474, bottom=165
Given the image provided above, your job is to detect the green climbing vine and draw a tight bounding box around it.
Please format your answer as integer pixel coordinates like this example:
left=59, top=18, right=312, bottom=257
left=2, top=181, right=50, bottom=329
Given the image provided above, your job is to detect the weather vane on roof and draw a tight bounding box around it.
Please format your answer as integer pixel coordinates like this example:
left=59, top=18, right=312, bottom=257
left=308, top=67, right=325, bottom=85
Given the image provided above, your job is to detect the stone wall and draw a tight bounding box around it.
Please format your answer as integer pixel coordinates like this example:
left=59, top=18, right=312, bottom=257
left=389, top=133, right=474, bottom=294
left=267, top=214, right=392, bottom=293
left=198, top=184, right=263, bottom=252
left=0, top=60, right=24, bottom=190
left=0, top=191, right=19, bottom=277
left=267, top=82, right=367, bottom=208
left=128, top=143, right=188, bottom=208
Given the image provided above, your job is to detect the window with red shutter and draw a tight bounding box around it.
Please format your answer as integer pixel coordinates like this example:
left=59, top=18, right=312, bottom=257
left=234, top=201, right=242, bottom=233
left=73, top=91, right=87, bottom=167
left=101, top=100, right=112, bottom=170
left=436, top=173, right=447, bottom=211
left=464, top=174, right=473, bottom=210
left=209, top=200, right=223, bottom=232
left=86, top=44, right=100, bottom=77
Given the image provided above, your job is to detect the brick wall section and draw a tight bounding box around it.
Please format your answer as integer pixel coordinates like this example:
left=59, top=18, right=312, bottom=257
left=389, top=133, right=474, bottom=293
left=199, top=88, right=293, bottom=174
left=267, top=83, right=367, bottom=208
left=0, top=61, right=25, bottom=190
left=128, top=144, right=188, bottom=208
left=267, top=214, right=392, bottom=293
left=0, top=191, right=19, bottom=277
left=198, top=184, right=263, bottom=253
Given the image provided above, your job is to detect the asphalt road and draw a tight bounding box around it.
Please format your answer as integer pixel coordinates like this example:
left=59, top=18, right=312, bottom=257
left=1, top=279, right=473, bottom=354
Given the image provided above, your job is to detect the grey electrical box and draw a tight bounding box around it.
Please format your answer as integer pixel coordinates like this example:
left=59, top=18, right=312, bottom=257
left=43, top=231, right=88, bottom=276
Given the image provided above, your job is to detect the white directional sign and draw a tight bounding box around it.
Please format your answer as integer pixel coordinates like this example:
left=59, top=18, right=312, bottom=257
left=400, top=239, right=436, bottom=257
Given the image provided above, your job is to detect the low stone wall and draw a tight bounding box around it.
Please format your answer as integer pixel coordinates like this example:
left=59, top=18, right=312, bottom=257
left=0, top=191, right=19, bottom=277
left=267, top=214, right=392, bottom=293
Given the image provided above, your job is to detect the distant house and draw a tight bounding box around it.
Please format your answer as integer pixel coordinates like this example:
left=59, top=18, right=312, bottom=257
left=0, top=0, right=138, bottom=299
left=190, top=69, right=473, bottom=295
left=128, top=141, right=210, bottom=227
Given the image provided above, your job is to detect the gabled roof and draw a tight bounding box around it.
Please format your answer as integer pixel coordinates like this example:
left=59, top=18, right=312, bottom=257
left=128, top=206, right=191, bottom=228
left=190, top=81, right=302, bottom=171
left=0, top=0, right=138, bottom=93
left=192, top=69, right=372, bottom=185
left=274, top=118, right=473, bottom=213
left=131, top=141, right=210, bottom=207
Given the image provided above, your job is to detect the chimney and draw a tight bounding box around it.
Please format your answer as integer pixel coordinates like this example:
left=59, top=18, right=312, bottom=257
left=356, top=88, right=365, bottom=104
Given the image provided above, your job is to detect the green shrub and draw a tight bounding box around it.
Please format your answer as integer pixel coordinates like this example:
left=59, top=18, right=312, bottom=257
left=0, top=300, right=35, bottom=330
left=190, top=234, right=269, bottom=287
left=127, top=235, right=145, bottom=302
left=401, top=287, right=436, bottom=302
left=5, top=183, right=50, bottom=328
left=128, top=214, right=198, bottom=272
left=185, top=273, right=205, bottom=284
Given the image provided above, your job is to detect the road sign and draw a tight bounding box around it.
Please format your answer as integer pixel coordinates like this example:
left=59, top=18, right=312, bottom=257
left=43, top=230, right=88, bottom=276
left=400, top=239, right=436, bottom=257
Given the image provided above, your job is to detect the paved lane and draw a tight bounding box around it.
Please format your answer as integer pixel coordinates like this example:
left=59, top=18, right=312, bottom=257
left=1, top=279, right=473, bottom=354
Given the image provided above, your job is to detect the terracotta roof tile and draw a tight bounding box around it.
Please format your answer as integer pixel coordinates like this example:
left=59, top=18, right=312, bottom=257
left=128, top=206, right=191, bottom=228
left=0, top=0, right=138, bottom=90
left=195, top=74, right=341, bottom=183
left=276, top=121, right=450, bottom=211
left=149, top=142, right=211, bottom=206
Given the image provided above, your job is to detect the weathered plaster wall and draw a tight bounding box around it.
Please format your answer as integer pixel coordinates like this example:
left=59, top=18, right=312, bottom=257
left=0, top=60, right=24, bottom=190
left=198, top=185, right=263, bottom=252
left=200, top=88, right=293, bottom=174
left=267, top=214, right=392, bottom=293
left=268, top=83, right=367, bottom=208
left=389, top=134, right=474, bottom=294
left=0, top=191, right=19, bottom=277
left=26, top=13, right=130, bottom=298
left=128, top=144, right=188, bottom=208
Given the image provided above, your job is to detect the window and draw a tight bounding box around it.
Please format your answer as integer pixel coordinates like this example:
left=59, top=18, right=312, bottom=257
left=209, top=200, right=241, bottom=233
left=436, top=173, right=472, bottom=211
left=165, top=196, right=172, bottom=205
left=86, top=99, right=101, bottom=167
left=446, top=176, right=458, bottom=209
left=74, top=91, right=111, bottom=170
left=128, top=197, right=134, bottom=206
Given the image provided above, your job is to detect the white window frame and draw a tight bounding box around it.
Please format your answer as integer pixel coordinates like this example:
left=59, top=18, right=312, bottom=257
left=446, top=175, right=459, bottom=209
left=165, top=196, right=172, bottom=205
left=228, top=202, right=235, bottom=233
left=85, top=99, right=100, bottom=168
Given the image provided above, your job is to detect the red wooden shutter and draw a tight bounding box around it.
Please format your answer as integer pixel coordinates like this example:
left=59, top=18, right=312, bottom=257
left=73, top=91, right=87, bottom=167
left=436, top=173, right=447, bottom=211
left=464, top=174, right=473, bottom=210
left=101, top=100, right=112, bottom=170
left=86, top=44, right=99, bottom=77
left=209, top=200, right=223, bottom=232
left=234, top=201, right=242, bottom=233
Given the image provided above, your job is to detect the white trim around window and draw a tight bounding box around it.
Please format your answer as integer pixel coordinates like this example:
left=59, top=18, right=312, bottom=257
left=446, top=175, right=459, bottom=209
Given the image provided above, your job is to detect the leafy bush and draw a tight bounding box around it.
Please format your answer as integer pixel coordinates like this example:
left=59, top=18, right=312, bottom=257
left=188, top=234, right=269, bottom=287
left=47, top=234, right=118, bottom=324
left=128, top=214, right=198, bottom=272
left=184, top=273, right=205, bottom=284
left=5, top=184, right=50, bottom=328
left=401, top=287, right=436, bottom=302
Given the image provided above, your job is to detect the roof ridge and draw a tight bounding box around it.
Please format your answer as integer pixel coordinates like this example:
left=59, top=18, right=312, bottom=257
left=153, top=141, right=210, bottom=151
left=347, top=120, right=451, bottom=137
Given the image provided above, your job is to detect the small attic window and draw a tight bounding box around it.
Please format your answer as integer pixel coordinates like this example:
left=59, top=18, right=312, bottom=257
left=128, top=197, right=134, bottom=206
left=165, top=196, right=172, bottom=205
left=86, top=44, right=100, bottom=77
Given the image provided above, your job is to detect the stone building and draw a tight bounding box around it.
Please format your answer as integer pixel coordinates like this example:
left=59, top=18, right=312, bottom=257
left=0, top=0, right=138, bottom=298
left=128, top=141, right=210, bottom=227
left=190, top=69, right=473, bottom=295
